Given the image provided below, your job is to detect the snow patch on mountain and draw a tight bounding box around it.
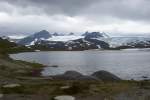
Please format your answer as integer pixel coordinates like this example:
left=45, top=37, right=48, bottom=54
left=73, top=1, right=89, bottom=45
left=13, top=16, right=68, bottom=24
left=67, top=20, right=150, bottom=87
left=29, top=38, right=38, bottom=46
left=47, top=35, right=84, bottom=42
left=8, top=35, right=27, bottom=39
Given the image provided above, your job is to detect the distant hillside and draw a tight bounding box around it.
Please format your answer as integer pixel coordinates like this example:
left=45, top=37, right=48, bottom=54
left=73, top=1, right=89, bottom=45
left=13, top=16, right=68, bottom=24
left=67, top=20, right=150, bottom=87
left=0, top=37, right=33, bottom=54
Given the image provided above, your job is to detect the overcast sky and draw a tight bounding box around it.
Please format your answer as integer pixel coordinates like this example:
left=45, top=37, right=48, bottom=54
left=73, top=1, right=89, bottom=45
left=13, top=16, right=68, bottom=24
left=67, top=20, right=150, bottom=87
left=0, top=0, right=150, bottom=36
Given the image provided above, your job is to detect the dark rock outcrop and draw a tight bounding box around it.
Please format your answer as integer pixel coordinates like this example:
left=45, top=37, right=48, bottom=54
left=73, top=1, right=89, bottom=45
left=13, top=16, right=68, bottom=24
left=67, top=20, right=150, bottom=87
left=52, top=71, right=99, bottom=81
left=91, top=70, right=121, bottom=81
left=69, top=32, right=74, bottom=35
left=52, top=70, right=121, bottom=81
left=84, top=32, right=106, bottom=39
left=53, top=32, right=60, bottom=36
left=85, top=38, right=110, bottom=49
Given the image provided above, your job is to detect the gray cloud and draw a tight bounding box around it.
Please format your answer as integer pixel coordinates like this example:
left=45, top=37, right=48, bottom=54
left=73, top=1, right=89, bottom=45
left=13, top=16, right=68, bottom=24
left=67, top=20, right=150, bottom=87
left=0, top=0, right=98, bottom=16
left=0, top=0, right=150, bottom=35
left=1, top=0, right=150, bottom=21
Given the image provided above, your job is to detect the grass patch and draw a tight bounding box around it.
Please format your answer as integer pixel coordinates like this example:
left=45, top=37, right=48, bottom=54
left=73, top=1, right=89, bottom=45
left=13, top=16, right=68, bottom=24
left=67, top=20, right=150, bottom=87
left=0, top=80, right=141, bottom=96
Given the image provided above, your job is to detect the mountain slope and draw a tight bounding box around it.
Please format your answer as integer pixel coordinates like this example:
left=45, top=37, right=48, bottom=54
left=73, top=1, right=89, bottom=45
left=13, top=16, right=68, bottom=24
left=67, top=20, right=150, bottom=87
left=84, top=32, right=110, bottom=49
left=84, top=31, right=109, bottom=39
left=18, top=30, right=51, bottom=45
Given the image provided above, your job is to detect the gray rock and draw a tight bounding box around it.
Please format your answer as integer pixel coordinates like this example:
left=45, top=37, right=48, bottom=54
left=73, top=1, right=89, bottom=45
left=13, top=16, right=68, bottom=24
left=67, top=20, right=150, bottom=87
left=2, top=83, right=21, bottom=88
left=54, top=95, right=75, bottom=100
left=91, top=70, right=121, bottom=81
left=0, top=94, right=3, bottom=98
left=60, top=86, right=71, bottom=90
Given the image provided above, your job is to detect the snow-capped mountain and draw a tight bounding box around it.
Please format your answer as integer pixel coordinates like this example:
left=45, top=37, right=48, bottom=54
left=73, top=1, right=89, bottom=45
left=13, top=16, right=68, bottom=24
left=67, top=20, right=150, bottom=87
left=15, top=30, right=110, bottom=50
left=18, top=30, right=52, bottom=45
left=83, top=32, right=110, bottom=48
left=17, top=31, right=85, bottom=46
left=17, top=30, right=109, bottom=44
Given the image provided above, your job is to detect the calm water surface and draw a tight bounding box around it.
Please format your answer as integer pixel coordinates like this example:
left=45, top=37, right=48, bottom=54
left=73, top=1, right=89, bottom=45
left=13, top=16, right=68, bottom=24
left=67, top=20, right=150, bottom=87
left=10, top=49, right=150, bottom=80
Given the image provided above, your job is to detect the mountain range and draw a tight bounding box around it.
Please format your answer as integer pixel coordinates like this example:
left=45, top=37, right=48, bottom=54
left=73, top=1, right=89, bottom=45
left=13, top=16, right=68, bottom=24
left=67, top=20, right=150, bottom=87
left=3, top=30, right=150, bottom=50
left=14, top=30, right=110, bottom=50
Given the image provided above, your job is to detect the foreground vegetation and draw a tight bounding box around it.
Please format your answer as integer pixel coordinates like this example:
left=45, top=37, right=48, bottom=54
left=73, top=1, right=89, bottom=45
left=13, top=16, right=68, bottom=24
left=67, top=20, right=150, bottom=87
left=0, top=78, right=150, bottom=100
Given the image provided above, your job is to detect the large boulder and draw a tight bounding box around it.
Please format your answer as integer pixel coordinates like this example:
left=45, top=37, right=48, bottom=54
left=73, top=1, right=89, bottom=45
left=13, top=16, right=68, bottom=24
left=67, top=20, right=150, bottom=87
left=2, top=83, right=22, bottom=93
left=91, top=70, right=121, bottom=81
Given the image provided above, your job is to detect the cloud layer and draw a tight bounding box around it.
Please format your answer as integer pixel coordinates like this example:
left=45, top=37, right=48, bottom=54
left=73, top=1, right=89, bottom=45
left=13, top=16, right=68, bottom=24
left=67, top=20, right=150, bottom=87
left=0, top=0, right=150, bottom=36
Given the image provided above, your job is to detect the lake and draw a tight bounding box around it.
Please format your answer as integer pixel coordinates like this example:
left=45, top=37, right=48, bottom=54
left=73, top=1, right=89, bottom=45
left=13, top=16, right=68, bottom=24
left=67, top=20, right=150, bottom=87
left=10, top=49, right=150, bottom=80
